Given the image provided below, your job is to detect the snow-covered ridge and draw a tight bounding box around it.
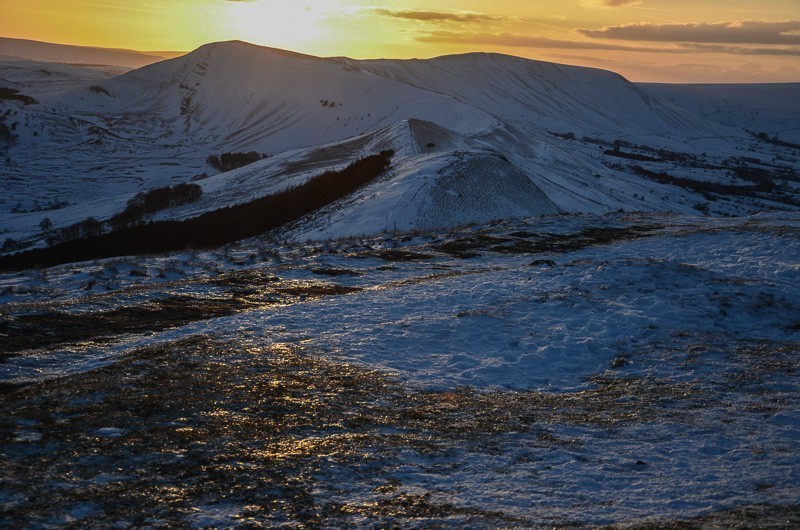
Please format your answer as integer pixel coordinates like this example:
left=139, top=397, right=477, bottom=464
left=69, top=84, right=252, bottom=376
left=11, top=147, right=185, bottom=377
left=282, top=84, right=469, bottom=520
left=350, top=52, right=723, bottom=139
left=47, top=40, right=499, bottom=154
left=0, top=37, right=179, bottom=71
left=1, top=39, right=799, bottom=250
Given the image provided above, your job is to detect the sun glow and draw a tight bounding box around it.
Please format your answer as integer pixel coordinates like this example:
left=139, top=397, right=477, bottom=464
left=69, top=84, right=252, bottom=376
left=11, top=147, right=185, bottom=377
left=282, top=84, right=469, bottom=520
left=223, top=0, right=333, bottom=51
left=0, top=0, right=798, bottom=82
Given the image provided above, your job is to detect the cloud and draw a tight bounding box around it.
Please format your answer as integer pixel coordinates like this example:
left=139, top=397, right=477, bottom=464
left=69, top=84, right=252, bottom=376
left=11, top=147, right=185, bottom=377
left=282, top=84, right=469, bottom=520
left=415, top=31, right=800, bottom=56
left=373, top=9, right=500, bottom=24
left=416, top=31, right=663, bottom=52
left=580, top=20, right=800, bottom=44
left=580, top=0, right=642, bottom=7
left=680, top=43, right=800, bottom=56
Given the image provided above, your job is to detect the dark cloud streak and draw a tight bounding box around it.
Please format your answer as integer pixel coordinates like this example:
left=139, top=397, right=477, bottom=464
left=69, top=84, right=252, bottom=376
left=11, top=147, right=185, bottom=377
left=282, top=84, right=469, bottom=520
left=416, top=31, right=800, bottom=56
left=374, top=9, right=500, bottom=24
left=580, top=20, right=800, bottom=45
left=417, top=31, right=666, bottom=52
left=680, top=42, right=800, bottom=56
left=581, top=0, right=642, bottom=6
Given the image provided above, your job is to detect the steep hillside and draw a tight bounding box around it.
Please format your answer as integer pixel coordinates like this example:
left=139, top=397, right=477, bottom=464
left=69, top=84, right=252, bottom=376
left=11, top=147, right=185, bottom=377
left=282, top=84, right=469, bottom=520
left=641, top=83, right=800, bottom=143
left=351, top=53, right=727, bottom=141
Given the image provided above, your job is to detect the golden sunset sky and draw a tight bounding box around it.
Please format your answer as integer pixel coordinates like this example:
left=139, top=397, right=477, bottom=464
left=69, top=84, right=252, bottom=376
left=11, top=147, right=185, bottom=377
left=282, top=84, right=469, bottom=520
left=2, top=0, right=799, bottom=82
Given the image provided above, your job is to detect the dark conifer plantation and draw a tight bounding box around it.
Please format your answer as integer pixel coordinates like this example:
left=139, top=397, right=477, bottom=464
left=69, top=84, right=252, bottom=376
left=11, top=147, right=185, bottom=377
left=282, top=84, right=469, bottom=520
left=0, top=151, right=394, bottom=270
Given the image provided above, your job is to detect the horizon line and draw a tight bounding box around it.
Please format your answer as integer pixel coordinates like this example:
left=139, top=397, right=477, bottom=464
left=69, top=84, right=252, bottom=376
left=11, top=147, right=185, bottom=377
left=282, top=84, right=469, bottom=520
left=2, top=35, right=799, bottom=86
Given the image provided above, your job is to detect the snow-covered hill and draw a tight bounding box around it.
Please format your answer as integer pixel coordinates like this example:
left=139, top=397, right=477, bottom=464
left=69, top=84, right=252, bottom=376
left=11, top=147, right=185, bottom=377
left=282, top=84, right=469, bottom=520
left=282, top=120, right=560, bottom=240
left=48, top=41, right=497, bottom=154
left=0, top=37, right=178, bottom=72
left=641, top=82, right=800, bottom=142
left=1, top=39, right=798, bottom=252
left=0, top=59, right=117, bottom=98
left=351, top=53, right=723, bottom=140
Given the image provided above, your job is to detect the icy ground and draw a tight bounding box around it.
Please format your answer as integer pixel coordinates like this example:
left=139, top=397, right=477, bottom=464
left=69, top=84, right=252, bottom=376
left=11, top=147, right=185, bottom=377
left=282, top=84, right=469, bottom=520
left=1, top=213, right=799, bottom=527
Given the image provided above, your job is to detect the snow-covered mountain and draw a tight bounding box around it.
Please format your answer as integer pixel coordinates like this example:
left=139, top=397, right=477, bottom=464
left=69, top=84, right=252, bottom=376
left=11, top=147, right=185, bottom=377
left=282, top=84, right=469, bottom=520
left=50, top=41, right=497, bottom=154
left=1, top=40, right=798, bottom=253
left=0, top=37, right=180, bottom=71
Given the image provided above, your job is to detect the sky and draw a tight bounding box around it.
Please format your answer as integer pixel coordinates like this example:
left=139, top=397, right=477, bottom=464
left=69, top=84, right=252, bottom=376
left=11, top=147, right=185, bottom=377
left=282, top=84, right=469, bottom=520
left=1, top=0, right=799, bottom=83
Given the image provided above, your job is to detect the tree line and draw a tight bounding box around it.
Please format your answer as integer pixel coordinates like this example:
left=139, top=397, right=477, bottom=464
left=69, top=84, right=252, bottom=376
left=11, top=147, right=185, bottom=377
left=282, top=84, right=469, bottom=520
left=0, top=150, right=394, bottom=270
